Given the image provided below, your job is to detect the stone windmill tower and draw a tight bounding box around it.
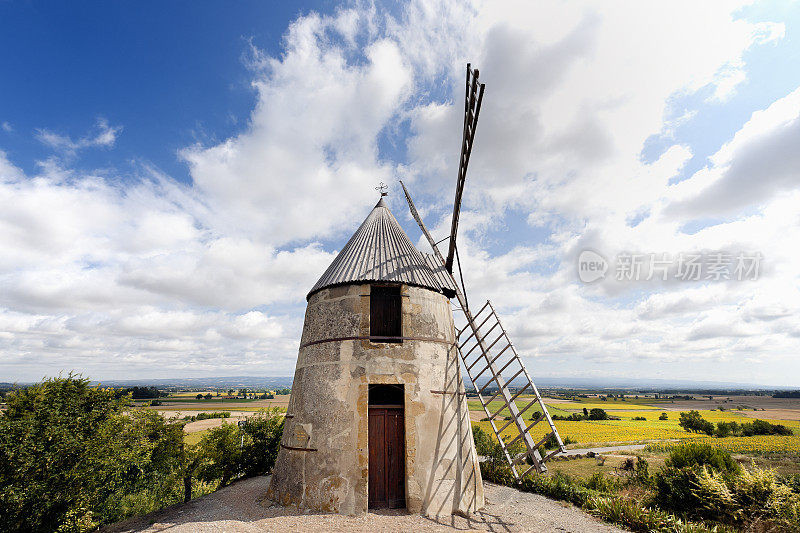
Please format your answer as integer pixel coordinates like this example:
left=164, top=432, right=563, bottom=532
left=267, top=191, right=483, bottom=516
left=268, top=64, right=564, bottom=517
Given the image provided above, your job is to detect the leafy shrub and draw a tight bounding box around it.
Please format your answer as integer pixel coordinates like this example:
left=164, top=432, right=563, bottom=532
left=190, top=409, right=284, bottom=489
left=472, top=425, right=526, bottom=465
left=664, top=442, right=741, bottom=474
left=481, top=461, right=720, bottom=533
left=0, top=375, right=184, bottom=532
left=659, top=412, right=668, bottom=420
left=240, top=408, right=284, bottom=477
left=182, top=411, right=231, bottom=422
left=588, top=408, right=609, bottom=420
left=472, top=425, right=495, bottom=457
left=585, top=472, right=620, bottom=492
left=714, top=421, right=739, bottom=438
left=632, top=416, right=647, bottom=421
left=741, top=419, right=793, bottom=437
left=634, top=457, right=650, bottom=484
left=678, top=410, right=714, bottom=435
left=653, top=442, right=741, bottom=516
left=692, top=462, right=800, bottom=529
left=196, top=423, right=243, bottom=486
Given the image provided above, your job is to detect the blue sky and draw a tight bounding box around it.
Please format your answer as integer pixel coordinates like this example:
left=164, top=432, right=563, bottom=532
left=2, top=1, right=800, bottom=386
left=0, top=2, right=334, bottom=180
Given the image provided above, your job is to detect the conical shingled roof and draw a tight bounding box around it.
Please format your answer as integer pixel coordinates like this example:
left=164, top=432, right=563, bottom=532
left=307, top=198, right=455, bottom=300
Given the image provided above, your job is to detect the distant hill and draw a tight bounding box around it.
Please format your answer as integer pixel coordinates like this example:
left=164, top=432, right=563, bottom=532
left=77, top=374, right=796, bottom=391
left=89, top=375, right=295, bottom=389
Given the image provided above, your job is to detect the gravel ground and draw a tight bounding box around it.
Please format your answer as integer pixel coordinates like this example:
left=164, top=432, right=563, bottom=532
left=561, top=444, right=646, bottom=456
left=105, top=476, right=626, bottom=533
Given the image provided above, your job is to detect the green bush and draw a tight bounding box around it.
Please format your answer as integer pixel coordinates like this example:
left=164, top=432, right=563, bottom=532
left=196, top=423, right=242, bottom=487
left=588, top=408, right=609, bottom=420
left=0, top=375, right=184, bottom=532
left=741, top=419, right=794, bottom=437
left=584, top=472, right=620, bottom=492
left=472, top=425, right=495, bottom=457
left=653, top=442, right=740, bottom=517
left=191, top=409, right=284, bottom=487
left=240, top=408, right=284, bottom=478
left=692, top=462, right=800, bottom=529
left=678, top=410, right=714, bottom=435
left=633, top=457, right=650, bottom=484
left=659, top=412, right=668, bottom=420
left=480, top=461, right=720, bottom=533
left=714, top=421, right=740, bottom=437
left=664, top=442, right=741, bottom=474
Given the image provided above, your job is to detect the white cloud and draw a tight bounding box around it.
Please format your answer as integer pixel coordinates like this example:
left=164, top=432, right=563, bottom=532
left=36, top=118, right=122, bottom=155
left=1, top=0, right=799, bottom=385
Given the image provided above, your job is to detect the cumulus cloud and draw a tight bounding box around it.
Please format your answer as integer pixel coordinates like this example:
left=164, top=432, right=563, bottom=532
left=668, top=87, right=800, bottom=217
left=1, top=0, right=799, bottom=384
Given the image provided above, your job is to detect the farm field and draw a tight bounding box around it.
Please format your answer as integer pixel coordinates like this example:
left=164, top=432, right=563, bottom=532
left=166, top=390, right=800, bottom=459
left=469, top=394, right=800, bottom=449
left=144, top=394, right=291, bottom=414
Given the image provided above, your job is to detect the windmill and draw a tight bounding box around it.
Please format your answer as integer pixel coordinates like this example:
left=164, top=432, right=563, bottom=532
left=400, top=63, right=565, bottom=478
left=267, top=63, right=560, bottom=519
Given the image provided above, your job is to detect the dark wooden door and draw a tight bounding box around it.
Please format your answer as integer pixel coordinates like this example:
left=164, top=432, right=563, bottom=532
left=368, top=407, right=405, bottom=509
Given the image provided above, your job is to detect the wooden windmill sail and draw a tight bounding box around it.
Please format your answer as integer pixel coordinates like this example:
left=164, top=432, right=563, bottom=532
left=401, top=64, right=565, bottom=478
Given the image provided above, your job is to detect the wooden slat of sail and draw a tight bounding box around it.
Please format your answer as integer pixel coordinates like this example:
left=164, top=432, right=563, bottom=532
left=401, top=180, right=565, bottom=480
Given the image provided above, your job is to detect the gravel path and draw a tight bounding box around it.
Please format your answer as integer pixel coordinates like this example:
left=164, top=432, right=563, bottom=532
left=562, top=444, right=646, bottom=456
left=105, top=476, right=626, bottom=533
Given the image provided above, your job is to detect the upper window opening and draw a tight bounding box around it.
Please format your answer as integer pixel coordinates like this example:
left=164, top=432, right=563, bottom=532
left=370, top=285, right=402, bottom=342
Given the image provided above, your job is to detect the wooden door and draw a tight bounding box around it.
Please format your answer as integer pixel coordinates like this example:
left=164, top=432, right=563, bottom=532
left=368, top=407, right=405, bottom=509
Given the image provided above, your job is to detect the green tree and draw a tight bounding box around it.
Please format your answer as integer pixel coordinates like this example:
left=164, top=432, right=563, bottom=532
left=196, top=423, right=242, bottom=487
left=0, top=375, right=184, bottom=532
left=678, top=410, right=714, bottom=435
left=240, top=408, right=285, bottom=477
left=659, top=412, right=668, bottom=420
left=588, top=408, right=609, bottom=420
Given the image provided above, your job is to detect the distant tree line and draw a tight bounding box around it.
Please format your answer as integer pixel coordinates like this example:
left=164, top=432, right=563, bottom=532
left=678, top=410, right=794, bottom=437
left=116, top=386, right=165, bottom=399
left=552, top=408, right=611, bottom=421
left=774, top=390, right=800, bottom=398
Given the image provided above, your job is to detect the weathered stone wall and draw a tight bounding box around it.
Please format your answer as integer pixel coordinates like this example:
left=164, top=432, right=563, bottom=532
left=267, top=283, right=484, bottom=517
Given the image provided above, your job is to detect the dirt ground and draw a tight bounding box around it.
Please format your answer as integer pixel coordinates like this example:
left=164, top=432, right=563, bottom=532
left=147, top=395, right=291, bottom=413
left=182, top=417, right=246, bottom=434
left=105, top=475, right=625, bottom=533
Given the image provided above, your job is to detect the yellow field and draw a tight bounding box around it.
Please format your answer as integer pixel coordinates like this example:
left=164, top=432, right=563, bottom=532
left=473, top=418, right=708, bottom=446
left=470, top=402, right=800, bottom=447
left=644, top=435, right=800, bottom=455
left=548, top=401, right=662, bottom=411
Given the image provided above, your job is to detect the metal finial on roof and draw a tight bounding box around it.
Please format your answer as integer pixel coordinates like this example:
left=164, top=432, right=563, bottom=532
left=375, top=182, right=388, bottom=196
